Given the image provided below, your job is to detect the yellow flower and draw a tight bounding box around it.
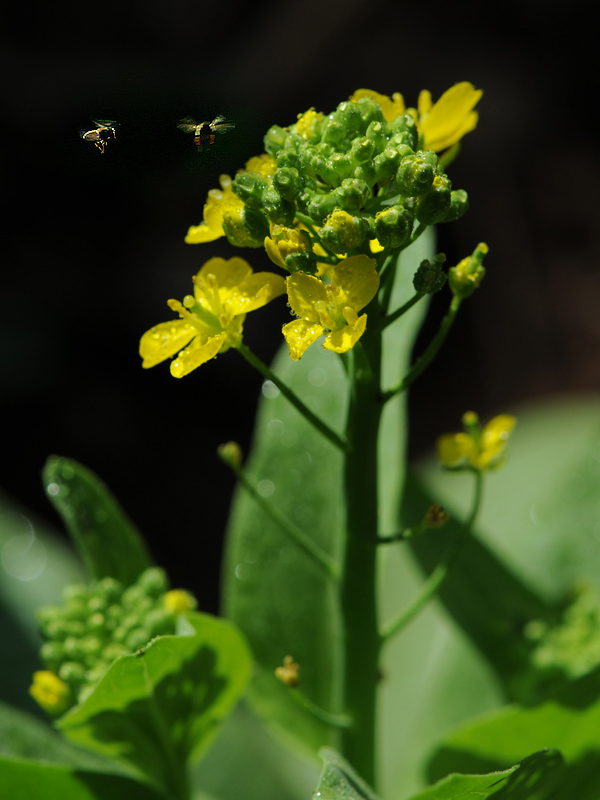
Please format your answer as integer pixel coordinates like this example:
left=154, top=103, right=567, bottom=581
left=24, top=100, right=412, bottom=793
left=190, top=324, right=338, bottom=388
left=185, top=174, right=240, bottom=244
left=140, top=257, right=286, bottom=377
left=295, top=108, right=325, bottom=141
left=282, top=255, right=379, bottom=360
left=29, top=671, right=71, bottom=716
left=437, top=412, right=516, bottom=471
left=275, top=655, right=300, bottom=687
left=264, top=224, right=313, bottom=270
left=164, top=589, right=197, bottom=614
left=417, top=82, right=482, bottom=152
left=350, top=89, right=406, bottom=122
left=185, top=156, right=277, bottom=245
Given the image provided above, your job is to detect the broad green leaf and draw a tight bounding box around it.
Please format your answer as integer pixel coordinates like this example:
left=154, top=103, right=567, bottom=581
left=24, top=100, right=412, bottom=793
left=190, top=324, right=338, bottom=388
left=312, top=748, right=381, bottom=800
left=42, top=456, right=153, bottom=585
left=58, top=611, right=252, bottom=796
left=0, top=757, right=164, bottom=800
left=428, top=666, right=600, bottom=788
left=409, top=750, right=563, bottom=800
left=222, top=231, right=435, bottom=758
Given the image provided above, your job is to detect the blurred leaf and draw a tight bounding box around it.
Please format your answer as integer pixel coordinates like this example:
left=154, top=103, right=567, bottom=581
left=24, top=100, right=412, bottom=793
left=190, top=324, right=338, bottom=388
left=403, top=473, right=555, bottom=701
left=428, top=666, right=600, bottom=783
left=42, top=456, right=153, bottom=585
left=222, top=232, right=434, bottom=758
left=312, top=748, right=380, bottom=800
left=58, top=611, right=252, bottom=796
left=410, top=750, right=563, bottom=800
left=0, top=492, right=84, bottom=714
left=0, top=757, right=164, bottom=800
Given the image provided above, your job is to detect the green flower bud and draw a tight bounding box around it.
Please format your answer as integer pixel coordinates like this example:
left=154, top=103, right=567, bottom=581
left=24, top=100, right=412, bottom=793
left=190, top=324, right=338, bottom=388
left=88, top=612, right=106, bottom=632
left=145, top=607, right=173, bottom=637
left=448, top=242, right=488, bottom=299
left=264, top=125, right=288, bottom=156
left=413, top=254, right=447, bottom=294
left=415, top=175, right=452, bottom=224
left=353, top=162, right=377, bottom=186
left=232, top=172, right=269, bottom=209
left=319, top=209, right=369, bottom=253
left=335, top=178, right=370, bottom=212
left=365, top=120, right=387, bottom=152
left=88, top=595, right=107, bottom=614
left=64, top=597, right=87, bottom=621
left=326, top=153, right=353, bottom=181
left=331, top=101, right=364, bottom=135
left=387, top=114, right=418, bottom=150
left=373, top=147, right=402, bottom=180
left=285, top=250, right=318, bottom=274
left=440, top=189, right=469, bottom=223
left=262, top=188, right=296, bottom=226
left=322, top=120, right=346, bottom=145
left=353, top=97, right=385, bottom=127
left=273, top=167, right=303, bottom=201
left=276, top=151, right=304, bottom=171
left=104, top=642, right=128, bottom=661
left=63, top=636, right=83, bottom=659
left=396, top=151, right=438, bottom=197
left=95, top=577, right=123, bottom=603
left=350, top=136, right=375, bottom=165
left=223, top=206, right=270, bottom=248
left=305, top=191, right=339, bottom=224
left=58, top=661, right=86, bottom=685
left=374, top=204, right=414, bottom=249
left=122, top=584, right=146, bottom=608
left=40, top=641, right=65, bottom=669
left=62, top=584, right=88, bottom=604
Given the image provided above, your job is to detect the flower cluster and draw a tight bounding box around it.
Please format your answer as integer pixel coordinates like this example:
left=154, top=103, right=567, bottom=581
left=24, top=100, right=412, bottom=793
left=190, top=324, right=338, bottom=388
left=141, top=84, right=482, bottom=375
left=31, top=567, right=196, bottom=714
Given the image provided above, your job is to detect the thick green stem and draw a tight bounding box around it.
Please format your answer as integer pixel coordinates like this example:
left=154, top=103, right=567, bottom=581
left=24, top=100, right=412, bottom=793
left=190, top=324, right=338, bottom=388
left=339, top=324, right=383, bottom=787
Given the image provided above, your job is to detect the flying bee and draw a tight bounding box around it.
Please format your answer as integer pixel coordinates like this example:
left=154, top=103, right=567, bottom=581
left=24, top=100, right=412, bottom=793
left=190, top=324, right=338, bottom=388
left=80, top=120, right=118, bottom=154
left=177, top=115, right=235, bottom=151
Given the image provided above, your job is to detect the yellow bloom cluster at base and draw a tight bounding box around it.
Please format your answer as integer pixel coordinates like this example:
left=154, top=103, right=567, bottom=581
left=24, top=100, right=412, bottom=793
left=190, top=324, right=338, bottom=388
left=437, top=412, right=516, bottom=471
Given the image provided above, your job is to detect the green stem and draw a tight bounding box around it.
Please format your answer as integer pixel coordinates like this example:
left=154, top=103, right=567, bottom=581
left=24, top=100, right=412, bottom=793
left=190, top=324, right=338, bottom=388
left=339, top=318, right=382, bottom=787
left=382, top=295, right=461, bottom=403
left=295, top=212, right=339, bottom=262
left=289, top=688, right=353, bottom=728
left=381, top=470, right=484, bottom=641
left=381, top=291, right=425, bottom=331
left=226, top=457, right=340, bottom=580
left=237, top=343, right=349, bottom=452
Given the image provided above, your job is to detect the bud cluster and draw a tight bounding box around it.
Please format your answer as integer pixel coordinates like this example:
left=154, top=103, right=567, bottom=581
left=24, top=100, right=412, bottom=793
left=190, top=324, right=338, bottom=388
left=229, top=96, right=468, bottom=268
left=35, top=567, right=196, bottom=707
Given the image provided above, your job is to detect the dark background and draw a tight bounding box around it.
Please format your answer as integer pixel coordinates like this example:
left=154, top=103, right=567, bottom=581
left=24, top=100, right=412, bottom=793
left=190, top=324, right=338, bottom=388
left=2, top=0, right=599, bottom=612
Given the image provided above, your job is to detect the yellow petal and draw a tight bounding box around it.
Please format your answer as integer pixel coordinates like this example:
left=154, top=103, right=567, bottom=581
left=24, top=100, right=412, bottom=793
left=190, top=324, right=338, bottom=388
left=264, top=235, right=287, bottom=269
left=286, top=273, right=328, bottom=321
left=170, top=333, right=226, bottom=378
left=478, top=414, right=517, bottom=467
left=323, top=312, right=367, bottom=354
left=437, top=432, right=477, bottom=466
left=330, top=255, right=380, bottom=312
left=350, top=89, right=405, bottom=122
left=225, top=272, right=286, bottom=315
left=197, top=257, right=253, bottom=295
left=417, top=90, right=433, bottom=116
left=420, top=82, right=482, bottom=152
left=282, top=319, right=324, bottom=360
left=140, top=319, right=196, bottom=369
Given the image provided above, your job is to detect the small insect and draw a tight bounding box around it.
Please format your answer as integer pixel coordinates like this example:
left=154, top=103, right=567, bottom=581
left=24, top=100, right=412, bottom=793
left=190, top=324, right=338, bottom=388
left=81, top=120, right=118, bottom=154
left=177, top=115, right=235, bottom=151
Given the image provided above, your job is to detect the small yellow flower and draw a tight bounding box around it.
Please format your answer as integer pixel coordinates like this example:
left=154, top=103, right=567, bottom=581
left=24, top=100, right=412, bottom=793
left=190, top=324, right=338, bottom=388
left=140, top=257, right=286, bottom=377
left=350, top=89, right=406, bottom=122
left=437, top=412, right=516, bottom=471
left=264, top=224, right=313, bottom=270
left=417, top=82, right=483, bottom=152
left=164, top=589, right=197, bottom=614
left=185, top=156, right=277, bottom=246
left=29, top=671, right=71, bottom=716
left=295, top=108, right=325, bottom=141
left=282, top=255, right=379, bottom=360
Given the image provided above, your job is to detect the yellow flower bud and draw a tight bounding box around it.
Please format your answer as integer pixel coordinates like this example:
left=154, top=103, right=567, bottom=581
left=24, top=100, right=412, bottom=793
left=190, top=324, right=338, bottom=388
left=29, top=671, right=72, bottom=716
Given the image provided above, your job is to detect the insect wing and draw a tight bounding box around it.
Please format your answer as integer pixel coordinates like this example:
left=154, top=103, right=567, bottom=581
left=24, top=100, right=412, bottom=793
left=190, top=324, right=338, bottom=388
left=177, top=118, right=201, bottom=133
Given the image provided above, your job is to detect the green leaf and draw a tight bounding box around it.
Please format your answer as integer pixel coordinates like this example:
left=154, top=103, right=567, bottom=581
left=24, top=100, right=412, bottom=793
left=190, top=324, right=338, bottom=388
left=57, top=611, right=252, bottom=798
left=428, top=666, right=600, bottom=786
left=0, top=757, right=164, bottom=800
left=312, top=748, right=381, bottom=800
left=42, top=456, right=153, bottom=585
left=222, top=232, right=434, bottom=758
left=409, top=750, right=563, bottom=800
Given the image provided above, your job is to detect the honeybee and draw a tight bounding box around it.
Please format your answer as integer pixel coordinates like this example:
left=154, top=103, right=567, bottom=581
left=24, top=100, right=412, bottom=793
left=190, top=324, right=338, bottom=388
left=81, top=120, right=118, bottom=154
left=177, top=115, right=235, bottom=151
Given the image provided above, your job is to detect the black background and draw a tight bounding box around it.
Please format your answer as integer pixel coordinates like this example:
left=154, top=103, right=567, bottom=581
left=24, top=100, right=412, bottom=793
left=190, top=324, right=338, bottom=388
left=2, top=0, right=599, bottom=612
